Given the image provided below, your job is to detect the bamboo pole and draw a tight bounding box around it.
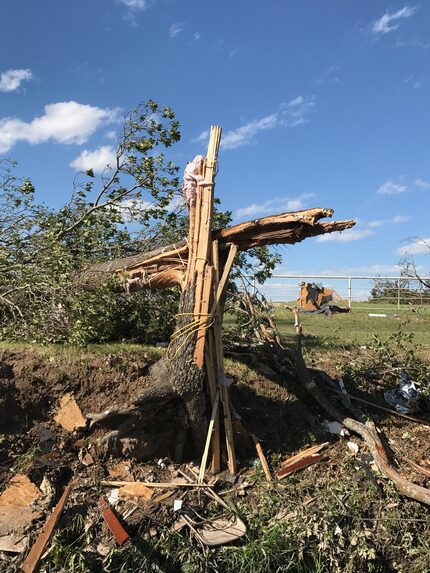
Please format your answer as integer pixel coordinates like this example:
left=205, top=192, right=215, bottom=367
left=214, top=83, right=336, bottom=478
left=198, top=389, right=220, bottom=483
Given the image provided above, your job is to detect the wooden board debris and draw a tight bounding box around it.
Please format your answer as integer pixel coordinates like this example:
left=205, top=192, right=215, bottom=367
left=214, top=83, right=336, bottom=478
left=277, top=454, right=324, bottom=479
left=54, top=393, right=86, bottom=432
left=101, top=480, right=214, bottom=489
left=20, top=483, right=72, bottom=573
left=280, top=442, right=328, bottom=468
left=99, top=498, right=129, bottom=546
left=0, top=474, right=41, bottom=536
left=117, top=483, right=154, bottom=500
left=0, top=533, right=29, bottom=554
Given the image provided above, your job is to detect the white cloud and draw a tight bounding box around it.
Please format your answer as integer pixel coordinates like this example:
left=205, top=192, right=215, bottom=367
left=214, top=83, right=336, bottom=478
left=169, top=22, right=184, bottom=38
left=404, top=74, right=423, bottom=89
left=391, top=215, right=410, bottom=223
left=192, top=130, right=208, bottom=144
left=397, top=238, right=430, bottom=256
left=119, top=0, right=153, bottom=25
left=119, top=0, right=149, bottom=9
left=318, top=263, right=405, bottom=276
left=0, top=101, right=120, bottom=154
left=0, top=69, right=33, bottom=92
left=415, top=178, right=430, bottom=190
left=396, top=36, right=430, bottom=49
left=371, top=5, right=417, bottom=35
left=376, top=180, right=407, bottom=195
left=222, top=113, right=278, bottom=150
left=70, top=146, right=116, bottom=173
left=367, top=220, right=384, bottom=228
left=367, top=215, right=410, bottom=227
left=194, top=96, right=315, bottom=151
left=193, top=32, right=201, bottom=42
left=316, top=229, right=374, bottom=243
left=234, top=194, right=315, bottom=220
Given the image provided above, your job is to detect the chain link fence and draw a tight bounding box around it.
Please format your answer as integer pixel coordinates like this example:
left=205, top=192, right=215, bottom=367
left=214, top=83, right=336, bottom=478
left=249, top=275, right=430, bottom=311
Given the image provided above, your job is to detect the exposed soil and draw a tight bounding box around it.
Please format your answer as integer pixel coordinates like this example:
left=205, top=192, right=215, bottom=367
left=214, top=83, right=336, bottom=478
left=1, top=345, right=430, bottom=573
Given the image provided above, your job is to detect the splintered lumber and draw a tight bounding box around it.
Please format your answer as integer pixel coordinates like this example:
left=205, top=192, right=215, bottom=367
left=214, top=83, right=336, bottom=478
left=198, top=389, right=220, bottom=483
left=277, top=454, right=324, bottom=479
left=20, top=484, right=72, bottom=573
left=251, top=434, right=272, bottom=482
left=99, top=498, right=129, bottom=546
left=117, top=483, right=154, bottom=499
left=280, top=442, right=328, bottom=468
left=192, top=126, right=221, bottom=368
left=101, top=480, right=214, bottom=489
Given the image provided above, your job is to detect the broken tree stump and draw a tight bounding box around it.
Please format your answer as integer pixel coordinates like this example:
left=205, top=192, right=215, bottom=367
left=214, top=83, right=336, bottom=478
left=84, top=125, right=356, bottom=473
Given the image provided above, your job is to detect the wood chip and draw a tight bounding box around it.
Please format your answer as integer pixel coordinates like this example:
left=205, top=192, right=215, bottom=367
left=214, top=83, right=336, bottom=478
left=54, top=393, right=86, bottom=432
left=0, top=533, right=29, bottom=553
left=0, top=474, right=41, bottom=536
left=277, top=454, right=324, bottom=479
left=117, top=483, right=154, bottom=500
left=280, top=442, right=328, bottom=468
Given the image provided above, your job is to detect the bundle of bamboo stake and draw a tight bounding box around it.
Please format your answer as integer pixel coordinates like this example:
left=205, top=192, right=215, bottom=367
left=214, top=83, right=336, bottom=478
left=185, top=127, right=236, bottom=479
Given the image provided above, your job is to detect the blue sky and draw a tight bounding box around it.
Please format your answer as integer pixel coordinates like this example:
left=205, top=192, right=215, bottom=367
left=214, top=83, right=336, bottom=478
left=1, top=1, right=429, bottom=298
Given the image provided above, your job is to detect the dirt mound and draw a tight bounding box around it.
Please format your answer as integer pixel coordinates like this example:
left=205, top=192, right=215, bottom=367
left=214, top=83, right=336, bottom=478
left=0, top=348, right=151, bottom=436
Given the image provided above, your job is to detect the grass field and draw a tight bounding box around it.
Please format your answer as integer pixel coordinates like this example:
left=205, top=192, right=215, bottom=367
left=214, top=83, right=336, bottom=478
left=225, top=302, right=430, bottom=351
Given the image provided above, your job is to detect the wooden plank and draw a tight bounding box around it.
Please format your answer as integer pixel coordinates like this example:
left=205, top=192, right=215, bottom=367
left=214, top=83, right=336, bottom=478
left=206, top=332, right=220, bottom=474
left=194, top=265, right=213, bottom=367
left=251, top=434, right=272, bottom=482
left=192, top=127, right=221, bottom=364
left=101, top=481, right=214, bottom=488
left=220, top=383, right=236, bottom=474
left=20, top=484, right=72, bottom=573
left=276, top=454, right=324, bottom=479
left=99, top=498, right=130, bottom=546
left=280, top=442, right=329, bottom=468
left=198, top=390, right=220, bottom=483
left=210, top=244, right=238, bottom=315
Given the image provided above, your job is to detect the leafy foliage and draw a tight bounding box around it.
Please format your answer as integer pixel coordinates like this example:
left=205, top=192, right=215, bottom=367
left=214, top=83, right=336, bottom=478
left=0, top=101, right=280, bottom=345
left=0, top=101, right=182, bottom=344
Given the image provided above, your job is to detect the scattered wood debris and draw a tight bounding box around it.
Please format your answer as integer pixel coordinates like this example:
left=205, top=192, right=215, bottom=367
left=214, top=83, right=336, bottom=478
left=20, top=483, right=72, bottom=573
left=0, top=474, right=42, bottom=536
left=54, top=393, right=86, bottom=432
left=277, top=443, right=328, bottom=479
left=116, top=482, right=154, bottom=500
left=101, top=480, right=214, bottom=489
left=0, top=533, right=29, bottom=554
left=99, top=498, right=129, bottom=546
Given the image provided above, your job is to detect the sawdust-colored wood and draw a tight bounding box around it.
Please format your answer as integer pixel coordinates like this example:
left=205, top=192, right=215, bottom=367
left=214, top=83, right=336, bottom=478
left=198, top=389, right=220, bottom=483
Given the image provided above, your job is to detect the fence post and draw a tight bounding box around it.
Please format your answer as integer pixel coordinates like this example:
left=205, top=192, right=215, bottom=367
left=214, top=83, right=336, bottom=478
left=397, top=277, right=401, bottom=309
left=347, top=277, right=352, bottom=309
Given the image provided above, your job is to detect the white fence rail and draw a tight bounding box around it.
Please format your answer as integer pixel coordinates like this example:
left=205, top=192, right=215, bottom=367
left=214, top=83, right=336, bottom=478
left=248, top=275, right=430, bottom=310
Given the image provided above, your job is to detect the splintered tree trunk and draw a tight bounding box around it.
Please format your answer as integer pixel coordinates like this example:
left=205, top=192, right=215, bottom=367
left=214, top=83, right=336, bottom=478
left=150, top=285, right=208, bottom=455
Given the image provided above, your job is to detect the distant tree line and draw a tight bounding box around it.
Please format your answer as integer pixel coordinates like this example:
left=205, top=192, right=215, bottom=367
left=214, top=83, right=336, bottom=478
left=370, top=259, right=430, bottom=305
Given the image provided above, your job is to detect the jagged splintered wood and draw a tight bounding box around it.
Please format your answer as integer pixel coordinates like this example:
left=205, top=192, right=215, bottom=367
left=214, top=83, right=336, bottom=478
left=84, top=208, right=355, bottom=291
left=83, top=125, right=355, bottom=477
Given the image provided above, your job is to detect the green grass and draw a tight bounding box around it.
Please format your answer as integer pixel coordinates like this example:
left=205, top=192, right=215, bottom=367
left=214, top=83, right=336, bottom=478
left=271, top=303, right=430, bottom=350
